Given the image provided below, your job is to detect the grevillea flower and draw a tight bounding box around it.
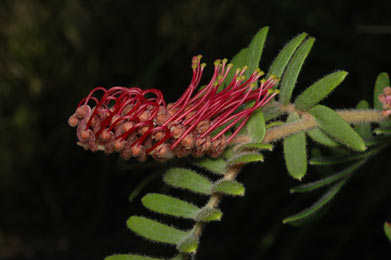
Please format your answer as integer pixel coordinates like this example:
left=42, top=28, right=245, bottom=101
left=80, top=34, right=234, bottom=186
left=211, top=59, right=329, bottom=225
left=68, top=55, right=278, bottom=161
left=379, top=86, right=391, bottom=117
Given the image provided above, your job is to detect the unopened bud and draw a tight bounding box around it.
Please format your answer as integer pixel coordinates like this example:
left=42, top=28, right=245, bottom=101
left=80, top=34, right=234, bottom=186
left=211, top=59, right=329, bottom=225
left=68, top=114, right=79, bottom=127
left=76, top=105, right=91, bottom=119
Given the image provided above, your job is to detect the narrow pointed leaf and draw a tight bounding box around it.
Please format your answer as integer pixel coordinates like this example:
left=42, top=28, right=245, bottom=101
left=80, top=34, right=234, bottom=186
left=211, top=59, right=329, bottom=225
left=309, top=146, right=382, bottom=165
left=354, top=100, right=372, bottom=139
left=266, top=121, right=284, bottom=128
left=283, top=178, right=348, bottom=224
left=279, top=37, right=315, bottom=104
left=105, top=255, right=163, bottom=260
left=163, top=168, right=213, bottom=195
left=225, top=48, right=248, bottom=86
left=308, top=105, right=366, bottom=151
left=283, top=112, right=307, bottom=180
left=374, top=127, right=391, bottom=135
left=213, top=180, right=245, bottom=196
left=177, top=234, right=199, bottom=253
left=141, top=193, right=199, bottom=219
left=267, top=32, right=307, bottom=79
left=307, top=127, right=340, bottom=148
left=192, top=157, right=226, bottom=175
left=385, top=221, right=391, bottom=243
left=240, top=143, right=273, bottom=151
left=227, top=152, right=264, bottom=165
left=127, top=216, right=188, bottom=245
left=246, top=109, right=266, bottom=142
left=290, top=160, right=365, bottom=193
left=129, top=173, right=161, bottom=202
left=374, top=72, right=390, bottom=110
left=295, top=71, right=348, bottom=110
left=195, top=207, right=223, bottom=222
left=245, top=26, right=269, bottom=78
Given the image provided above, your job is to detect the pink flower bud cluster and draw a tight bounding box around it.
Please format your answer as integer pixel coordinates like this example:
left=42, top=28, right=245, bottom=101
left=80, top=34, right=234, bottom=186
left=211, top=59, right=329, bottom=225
left=68, top=55, right=278, bottom=161
left=379, top=86, right=391, bottom=117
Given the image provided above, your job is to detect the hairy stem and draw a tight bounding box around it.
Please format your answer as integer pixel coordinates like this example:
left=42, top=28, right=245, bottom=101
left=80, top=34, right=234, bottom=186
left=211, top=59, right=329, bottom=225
left=191, top=164, right=242, bottom=245
left=186, top=108, right=386, bottom=259
left=262, top=109, right=385, bottom=144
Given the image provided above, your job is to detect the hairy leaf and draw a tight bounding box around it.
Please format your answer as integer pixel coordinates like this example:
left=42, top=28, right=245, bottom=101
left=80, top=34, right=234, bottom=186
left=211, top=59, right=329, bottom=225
left=163, top=168, right=212, bottom=195
left=142, top=193, right=199, bottom=219
left=192, top=157, right=227, bottom=175
left=309, top=147, right=380, bottom=165
left=213, top=180, right=245, bottom=196
left=283, top=112, right=307, bottom=180
left=308, top=105, right=366, bottom=151
left=246, top=109, right=266, bottom=143
left=227, top=152, right=264, bottom=165
left=225, top=48, right=248, bottom=85
left=177, top=234, right=199, bottom=253
left=374, top=127, right=391, bottom=135
left=290, top=160, right=365, bottom=193
left=307, top=128, right=340, bottom=148
left=195, top=207, right=223, bottom=222
left=283, top=178, right=348, bottom=224
left=129, top=173, right=161, bottom=202
left=239, top=143, right=273, bottom=151
left=295, top=71, right=348, bottom=110
left=279, top=37, right=315, bottom=104
left=245, top=26, right=269, bottom=78
left=105, top=254, right=163, bottom=260
left=127, top=216, right=188, bottom=245
left=267, top=32, right=307, bottom=79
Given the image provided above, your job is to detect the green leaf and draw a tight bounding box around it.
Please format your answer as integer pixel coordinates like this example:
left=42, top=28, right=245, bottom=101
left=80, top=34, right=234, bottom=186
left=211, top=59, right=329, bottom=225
left=127, top=216, right=188, bottom=244
left=308, top=105, right=366, bottom=151
left=267, top=32, right=307, bottom=79
left=225, top=48, right=248, bottom=86
left=246, top=109, right=266, bottom=142
left=227, top=152, right=264, bottom=165
left=239, top=143, right=273, bottom=151
left=192, top=157, right=227, bottom=175
left=295, top=71, right=348, bottom=110
left=374, top=127, right=391, bottom=135
left=105, top=254, right=163, bottom=260
left=374, top=72, right=390, bottom=110
left=141, top=193, right=199, bottom=219
left=283, top=178, right=348, bottom=224
left=195, top=207, right=223, bottom=222
left=177, top=234, right=199, bottom=253
left=283, top=112, right=307, bottom=180
left=279, top=37, right=315, bottom=104
left=307, top=128, right=340, bottom=148
left=244, top=26, right=269, bottom=78
left=213, top=180, right=245, bottom=196
left=163, top=168, right=212, bottom=195
left=385, top=221, right=391, bottom=243
left=129, top=172, right=161, bottom=202
left=354, top=100, right=372, bottom=139
left=290, top=160, right=365, bottom=193
left=266, top=121, right=284, bottom=128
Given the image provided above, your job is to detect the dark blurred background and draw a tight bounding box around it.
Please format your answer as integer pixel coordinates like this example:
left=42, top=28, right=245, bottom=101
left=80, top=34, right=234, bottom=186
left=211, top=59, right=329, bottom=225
left=0, top=0, right=390, bottom=259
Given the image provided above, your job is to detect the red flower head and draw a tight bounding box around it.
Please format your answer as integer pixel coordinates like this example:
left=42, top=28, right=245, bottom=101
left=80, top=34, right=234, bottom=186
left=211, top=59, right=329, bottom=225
left=68, top=55, right=278, bottom=161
